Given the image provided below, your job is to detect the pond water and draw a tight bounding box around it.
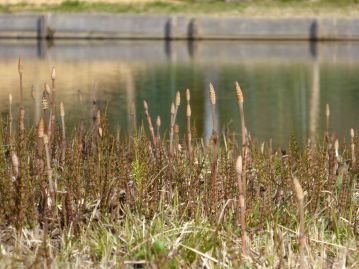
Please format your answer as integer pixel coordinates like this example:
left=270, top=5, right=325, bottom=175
left=1, top=40, right=359, bottom=147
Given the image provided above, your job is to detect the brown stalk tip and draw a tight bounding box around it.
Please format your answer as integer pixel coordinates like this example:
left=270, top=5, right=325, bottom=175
left=98, top=127, right=103, bottom=137
left=60, top=102, right=65, bottom=117
left=209, top=83, right=216, bottom=105
left=143, top=100, right=148, bottom=111
left=51, top=66, right=56, bottom=80
left=171, top=102, right=175, bottom=115
left=38, top=119, right=44, bottom=138
left=175, top=91, right=181, bottom=107
left=186, top=88, right=190, bottom=102
left=44, top=83, right=51, bottom=95
left=293, top=177, right=304, bottom=201
left=350, top=128, right=354, bottom=139
left=156, top=116, right=161, bottom=127
left=186, top=104, right=191, bottom=117
left=235, top=155, right=243, bottom=175
left=18, top=57, right=23, bottom=74
left=235, top=81, right=244, bottom=103
left=9, top=94, right=12, bottom=104
left=326, top=104, right=330, bottom=117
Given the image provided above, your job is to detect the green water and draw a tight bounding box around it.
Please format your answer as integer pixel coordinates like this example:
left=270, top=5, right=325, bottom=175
left=1, top=40, right=359, bottom=147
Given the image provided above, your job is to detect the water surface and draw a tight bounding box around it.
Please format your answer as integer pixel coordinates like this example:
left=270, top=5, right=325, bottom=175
left=1, top=40, right=359, bottom=147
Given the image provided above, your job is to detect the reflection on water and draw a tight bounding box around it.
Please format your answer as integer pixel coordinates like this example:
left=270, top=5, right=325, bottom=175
left=1, top=40, right=359, bottom=147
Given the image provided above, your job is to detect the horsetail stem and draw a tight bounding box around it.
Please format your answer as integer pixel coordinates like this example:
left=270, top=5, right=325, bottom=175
left=236, top=155, right=247, bottom=258
left=169, top=102, right=176, bottom=157
left=293, top=177, right=306, bottom=269
left=60, top=102, right=66, bottom=164
left=43, top=134, right=54, bottom=200
left=143, top=100, right=156, bottom=154
left=9, top=94, right=12, bottom=142
left=18, top=57, right=24, bottom=109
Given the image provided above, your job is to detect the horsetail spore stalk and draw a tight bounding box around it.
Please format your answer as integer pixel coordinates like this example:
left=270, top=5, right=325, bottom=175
left=143, top=100, right=156, bottom=155
left=235, top=82, right=248, bottom=194
left=49, top=67, right=56, bottom=143
left=186, top=89, right=193, bottom=164
left=60, top=102, right=66, bottom=164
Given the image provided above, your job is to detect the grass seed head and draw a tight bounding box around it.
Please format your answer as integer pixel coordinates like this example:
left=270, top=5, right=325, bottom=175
left=209, top=83, right=216, bottom=105
left=235, top=81, right=244, bottom=103
left=326, top=104, right=330, bottom=117
left=293, top=177, right=304, bottom=201
left=187, top=104, right=191, bottom=117
left=9, top=94, right=12, bottom=105
left=350, top=128, right=354, bottom=139
left=98, top=127, right=103, bottom=137
left=143, top=100, right=148, bottom=111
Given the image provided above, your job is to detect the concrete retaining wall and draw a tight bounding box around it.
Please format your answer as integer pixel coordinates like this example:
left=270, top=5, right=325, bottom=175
left=1, top=14, right=359, bottom=40
left=190, top=17, right=319, bottom=40
left=46, top=14, right=171, bottom=39
left=0, top=14, right=45, bottom=38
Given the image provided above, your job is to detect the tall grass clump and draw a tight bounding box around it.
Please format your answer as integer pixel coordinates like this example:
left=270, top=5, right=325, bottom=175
left=0, top=62, right=357, bottom=268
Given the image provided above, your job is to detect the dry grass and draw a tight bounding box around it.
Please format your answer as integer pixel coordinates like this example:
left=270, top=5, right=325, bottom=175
left=0, top=61, right=358, bottom=268
left=1, top=0, right=359, bottom=17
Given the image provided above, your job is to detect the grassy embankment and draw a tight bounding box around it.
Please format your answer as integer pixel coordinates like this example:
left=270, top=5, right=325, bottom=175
left=0, top=59, right=357, bottom=268
left=0, top=0, right=359, bottom=17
